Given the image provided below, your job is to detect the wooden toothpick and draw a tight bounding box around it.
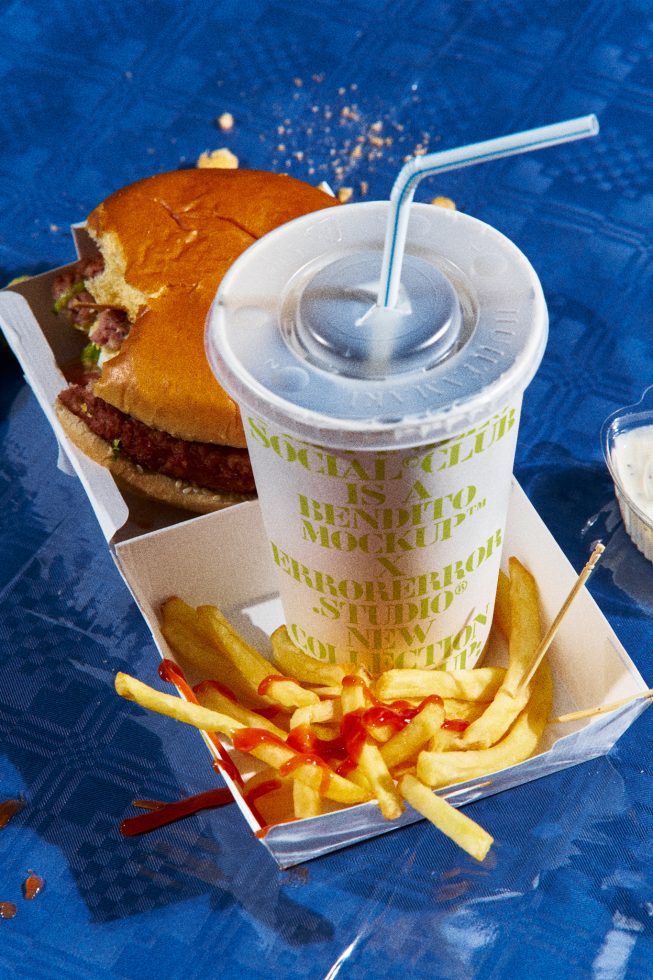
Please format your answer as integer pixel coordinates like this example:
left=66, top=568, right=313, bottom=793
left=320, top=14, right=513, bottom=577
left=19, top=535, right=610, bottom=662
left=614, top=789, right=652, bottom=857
left=551, top=688, right=653, bottom=724
left=516, top=542, right=605, bottom=693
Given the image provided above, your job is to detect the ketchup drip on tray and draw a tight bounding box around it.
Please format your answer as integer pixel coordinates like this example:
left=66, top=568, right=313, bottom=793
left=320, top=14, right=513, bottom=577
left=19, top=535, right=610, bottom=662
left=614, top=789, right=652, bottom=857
left=0, top=902, right=17, bottom=920
left=158, top=659, right=242, bottom=786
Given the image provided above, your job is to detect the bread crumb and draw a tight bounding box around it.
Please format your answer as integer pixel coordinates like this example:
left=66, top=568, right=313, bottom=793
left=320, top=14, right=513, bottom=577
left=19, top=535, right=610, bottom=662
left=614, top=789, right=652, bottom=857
left=337, top=186, right=353, bottom=203
left=359, top=180, right=369, bottom=196
left=216, top=112, right=234, bottom=131
left=197, top=148, right=239, bottom=169
left=431, top=196, right=456, bottom=210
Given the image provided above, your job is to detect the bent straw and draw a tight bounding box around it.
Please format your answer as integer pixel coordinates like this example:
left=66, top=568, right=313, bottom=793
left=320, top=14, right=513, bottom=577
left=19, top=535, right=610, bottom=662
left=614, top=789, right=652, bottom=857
left=515, top=542, right=605, bottom=694
left=377, top=114, right=599, bottom=309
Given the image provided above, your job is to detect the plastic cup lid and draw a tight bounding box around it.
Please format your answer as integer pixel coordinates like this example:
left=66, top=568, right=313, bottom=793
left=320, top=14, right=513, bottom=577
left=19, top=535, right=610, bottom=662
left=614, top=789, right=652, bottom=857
left=206, top=202, right=548, bottom=450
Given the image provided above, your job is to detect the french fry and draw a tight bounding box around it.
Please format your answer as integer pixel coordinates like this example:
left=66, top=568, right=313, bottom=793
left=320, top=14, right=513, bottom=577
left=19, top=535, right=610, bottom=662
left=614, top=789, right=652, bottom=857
left=160, top=597, right=222, bottom=675
left=399, top=774, right=493, bottom=862
left=356, top=741, right=404, bottom=820
left=493, top=568, right=511, bottom=639
left=116, top=671, right=243, bottom=740
left=271, top=626, right=348, bottom=687
left=503, top=558, right=542, bottom=695
left=230, top=729, right=370, bottom=805
left=442, top=699, right=489, bottom=722
left=458, top=558, right=541, bottom=750
left=306, top=685, right=344, bottom=699
left=258, top=675, right=320, bottom=709
left=194, top=606, right=321, bottom=709
left=194, top=681, right=288, bottom=740
left=293, top=780, right=322, bottom=819
left=380, top=700, right=445, bottom=770
left=340, top=676, right=368, bottom=714
left=429, top=722, right=474, bottom=752
left=161, top=598, right=270, bottom=708
left=197, top=604, right=273, bottom=688
left=417, top=659, right=553, bottom=789
left=290, top=700, right=340, bottom=729
left=376, top=666, right=505, bottom=703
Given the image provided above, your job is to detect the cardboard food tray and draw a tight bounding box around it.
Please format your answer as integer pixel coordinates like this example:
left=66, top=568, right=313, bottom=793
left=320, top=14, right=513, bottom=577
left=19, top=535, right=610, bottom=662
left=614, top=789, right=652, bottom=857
left=1, top=252, right=650, bottom=868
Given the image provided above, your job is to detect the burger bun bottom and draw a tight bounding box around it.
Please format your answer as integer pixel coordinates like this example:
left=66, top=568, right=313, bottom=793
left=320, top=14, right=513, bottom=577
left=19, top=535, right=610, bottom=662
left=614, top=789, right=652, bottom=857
left=56, top=400, right=255, bottom=515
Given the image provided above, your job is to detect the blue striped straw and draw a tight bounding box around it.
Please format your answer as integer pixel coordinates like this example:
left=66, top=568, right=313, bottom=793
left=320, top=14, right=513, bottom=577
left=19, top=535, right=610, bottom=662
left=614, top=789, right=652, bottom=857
left=377, top=114, right=599, bottom=309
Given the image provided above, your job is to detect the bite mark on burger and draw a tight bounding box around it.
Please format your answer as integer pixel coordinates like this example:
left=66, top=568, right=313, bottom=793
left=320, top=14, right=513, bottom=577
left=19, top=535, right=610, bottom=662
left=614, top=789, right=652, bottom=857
left=54, top=169, right=338, bottom=513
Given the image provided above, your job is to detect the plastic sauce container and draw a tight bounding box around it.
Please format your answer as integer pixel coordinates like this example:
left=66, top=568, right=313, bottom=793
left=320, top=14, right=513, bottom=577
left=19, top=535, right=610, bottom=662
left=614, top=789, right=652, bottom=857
left=603, top=385, right=653, bottom=563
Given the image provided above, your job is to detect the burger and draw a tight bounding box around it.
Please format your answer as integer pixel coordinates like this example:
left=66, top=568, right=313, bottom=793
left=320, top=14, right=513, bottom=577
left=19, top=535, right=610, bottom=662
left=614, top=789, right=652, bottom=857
left=53, top=169, right=338, bottom=512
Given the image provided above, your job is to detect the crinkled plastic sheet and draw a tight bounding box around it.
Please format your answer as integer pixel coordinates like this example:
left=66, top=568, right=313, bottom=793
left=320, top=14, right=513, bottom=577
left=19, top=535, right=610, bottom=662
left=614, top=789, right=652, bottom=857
left=2, top=0, right=653, bottom=975
left=2, top=355, right=653, bottom=978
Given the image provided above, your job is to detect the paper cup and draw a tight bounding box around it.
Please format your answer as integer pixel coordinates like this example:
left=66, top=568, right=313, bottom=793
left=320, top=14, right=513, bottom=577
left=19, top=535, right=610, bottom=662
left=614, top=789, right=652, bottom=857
left=206, top=203, right=547, bottom=672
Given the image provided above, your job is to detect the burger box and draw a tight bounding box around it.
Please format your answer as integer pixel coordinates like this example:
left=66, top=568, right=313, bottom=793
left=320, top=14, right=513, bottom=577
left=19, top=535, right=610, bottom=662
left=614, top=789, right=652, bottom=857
left=0, top=232, right=650, bottom=867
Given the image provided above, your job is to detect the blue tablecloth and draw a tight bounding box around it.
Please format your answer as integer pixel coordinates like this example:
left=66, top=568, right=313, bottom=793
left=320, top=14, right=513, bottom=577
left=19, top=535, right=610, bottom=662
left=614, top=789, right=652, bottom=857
left=1, top=2, right=653, bottom=976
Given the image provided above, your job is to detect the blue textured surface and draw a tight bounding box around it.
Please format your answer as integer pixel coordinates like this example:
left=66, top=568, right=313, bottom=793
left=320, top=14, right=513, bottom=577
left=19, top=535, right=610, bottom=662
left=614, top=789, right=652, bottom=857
left=1, top=1, right=653, bottom=976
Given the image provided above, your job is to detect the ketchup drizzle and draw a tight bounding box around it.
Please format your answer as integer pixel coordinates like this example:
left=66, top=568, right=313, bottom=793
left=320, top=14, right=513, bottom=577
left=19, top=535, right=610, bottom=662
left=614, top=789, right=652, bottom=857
left=193, top=679, right=238, bottom=702
left=286, top=725, right=346, bottom=765
left=441, top=718, right=470, bottom=732
left=232, top=727, right=287, bottom=754
left=233, top=727, right=336, bottom=796
left=244, top=779, right=282, bottom=805
left=279, top=754, right=332, bottom=795
left=193, top=678, right=282, bottom=721
left=0, top=902, right=17, bottom=919
left=158, top=659, right=243, bottom=786
left=258, top=674, right=293, bottom=696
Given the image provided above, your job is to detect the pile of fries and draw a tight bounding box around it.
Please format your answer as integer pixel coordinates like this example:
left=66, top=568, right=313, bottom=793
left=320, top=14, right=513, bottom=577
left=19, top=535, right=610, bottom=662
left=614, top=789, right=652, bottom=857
left=116, top=557, right=553, bottom=862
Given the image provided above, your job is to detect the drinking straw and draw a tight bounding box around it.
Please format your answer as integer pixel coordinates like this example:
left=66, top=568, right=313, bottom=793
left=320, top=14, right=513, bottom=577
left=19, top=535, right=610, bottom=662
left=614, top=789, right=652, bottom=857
left=377, top=114, right=599, bottom=309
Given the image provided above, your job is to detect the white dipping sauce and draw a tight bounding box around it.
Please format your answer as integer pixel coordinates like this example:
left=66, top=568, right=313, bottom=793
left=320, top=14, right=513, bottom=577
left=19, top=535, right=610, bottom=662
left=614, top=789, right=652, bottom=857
left=614, top=425, right=653, bottom=520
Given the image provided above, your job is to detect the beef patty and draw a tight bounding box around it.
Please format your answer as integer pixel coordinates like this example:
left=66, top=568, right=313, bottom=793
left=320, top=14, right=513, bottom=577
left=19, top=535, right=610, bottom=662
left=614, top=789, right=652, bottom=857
left=59, top=383, right=255, bottom=494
